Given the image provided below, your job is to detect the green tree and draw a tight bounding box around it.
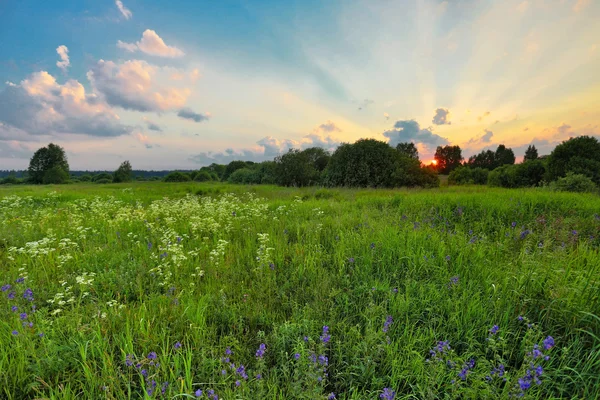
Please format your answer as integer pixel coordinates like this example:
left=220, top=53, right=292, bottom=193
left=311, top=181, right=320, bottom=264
left=434, top=145, right=463, bottom=174
left=495, top=144, right=515, bottom=167
left=113, top=160, right=133, bottom=183
left=396, top=142, right=419, bottom=160
left=523, top=145, right=538, bottom=162
left=43, top=165, right=69, bottom=184
left=27, top=143, right=70, bottom=184
left=547, top=136, right=600, bottom=184
left=274, top=148, right=328, bottom=187
left=164, top=172, right=191, bottom=182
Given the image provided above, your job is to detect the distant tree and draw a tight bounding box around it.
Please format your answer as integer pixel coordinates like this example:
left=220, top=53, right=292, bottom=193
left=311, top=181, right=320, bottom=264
left=547, top=136, right=600, bottom=184
left=523, top=145, right=538, bottom=162
left=164, top=172, right=191, bottom=182
left=396, top=142, right=419, bottom=160
left=194, top=171, right=212, bottom=182
left=274, top=148, right=327, bottom=187
left=223, top=161, right=253, bottom=181
left=92, top=173, right=113, bottom=182
left=495, top=144, right=515, bottom=166
left=113, top=160, right=133, bottom=183
left=434, top=145, right=463, bottom=174
left=28, top=143, right=70, bottom=184
left=43, top=165, right=70, bottom=184
left=468, top=150, right=496, bottom=169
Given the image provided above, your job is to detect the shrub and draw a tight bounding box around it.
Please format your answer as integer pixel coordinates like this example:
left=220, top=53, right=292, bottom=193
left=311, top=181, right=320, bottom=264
left=164, top=172, right=191, bottom=182
left=0, top=176, right=20, bottom=185
left=94, top=178, right=112, bottom=184
left=228, top=168, right=261, bottom=184
left=448, top=167, right=489, bottom=185
left=547, top=136, right=600, bottom=184
left=194, top=171, right=213, bottom=182
left=550, top=173, right=597, bottom=193
left=92, top=173, right=113, bottom=182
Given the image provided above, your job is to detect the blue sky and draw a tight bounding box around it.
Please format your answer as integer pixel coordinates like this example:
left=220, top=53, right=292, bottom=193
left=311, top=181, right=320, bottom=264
left=1, top=0, right=599, bottom=169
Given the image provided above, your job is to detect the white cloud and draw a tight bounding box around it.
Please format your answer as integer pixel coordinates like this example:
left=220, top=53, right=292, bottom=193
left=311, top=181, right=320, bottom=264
left=0, top=71, right=132, bottom=137
left=115, top=0, right=132, bottom=20
left=56, top=45, right=70, bottom=73
left=87, top=59, right=191, bottom=112
left=117, top=30, right=184, bottom=58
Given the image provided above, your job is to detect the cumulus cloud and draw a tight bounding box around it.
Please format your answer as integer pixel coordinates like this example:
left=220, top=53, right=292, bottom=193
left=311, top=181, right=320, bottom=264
left=87, top=59, right=191, bottom=112
left=189, top=122, right=341, bottom=165
left=316, top=120, right=341, bottom=133
left=143, top=117, right=162, bottom=132
left=56, top=45, right=70, bottom=73
left=117, top=30, right=184, bottom=58
left=0, top=71, right=132, bottom=137
left=468, top=129, right=494, bottom=145
left=383, top=120, right=449, bottom=148
left=432, top=108, right=451, bottom=125
left=115, top=0, right=132, bottom=20
left=177, top=108, right=210, bottom=123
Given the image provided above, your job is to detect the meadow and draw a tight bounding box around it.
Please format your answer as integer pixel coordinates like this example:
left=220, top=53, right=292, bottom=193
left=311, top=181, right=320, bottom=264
left=0, top=182, right=599, bottom=399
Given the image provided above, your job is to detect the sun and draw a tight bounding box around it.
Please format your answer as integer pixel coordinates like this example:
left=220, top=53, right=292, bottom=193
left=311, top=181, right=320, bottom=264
left=430, top=160, right=438, bottom=166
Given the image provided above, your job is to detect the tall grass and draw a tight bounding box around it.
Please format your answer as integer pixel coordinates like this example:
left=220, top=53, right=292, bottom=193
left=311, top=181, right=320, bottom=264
left=0, top=183, right=598, bottom=399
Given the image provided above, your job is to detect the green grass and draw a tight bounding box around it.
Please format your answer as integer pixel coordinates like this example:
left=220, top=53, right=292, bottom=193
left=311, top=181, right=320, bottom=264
left=0, top=182, right=599, bottom=399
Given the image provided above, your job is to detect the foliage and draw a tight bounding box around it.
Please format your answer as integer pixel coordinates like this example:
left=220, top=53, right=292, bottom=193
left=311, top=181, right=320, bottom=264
left=524, top=145, right=538, bottom=162
left=434, top=145, right=463, bottom=174
left=42, top=165, right=70, bottom=184
left=92, top=172, right=113, bottom=182
left=488, top=160, right=546, bottom=188
left=448, top=166, right=489, bottom=185
left=547, top=136, right=600, bottom=184
left=113, top=161, right=133, bottom=183
left=549, top=172, right=597, bottom=193
left=27, top=143, right=70, bottom=184
left=227, top=168, right=261, bottom=184
left=468, top=145, right=516, bottom=170
left=223, top=161, right=255, bottom=181
left=164, top=172, right=192, bottom=182
left=0, top=184, right=598, bottom=399
left=194, top=171, right=213, bottom=182
left=396, top=142, right=419, bottom=160
left=274, top=148, right=329, bottom=187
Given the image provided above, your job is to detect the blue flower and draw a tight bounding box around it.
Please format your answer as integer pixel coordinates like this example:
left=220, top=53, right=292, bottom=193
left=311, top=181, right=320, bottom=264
left=543, top=336, right=554, bottom=350
left=255, top=343, right=266, bottom=358
left=194, top=389, right=203, bottom=397
left=380, top=387, right=396, bottom=400
left=15, top=277, right=25, bottom=283
left=489, top=325, right=499, bottom=335
left=519, top=378, right=531, bottom=391
left=125, top=355, right=134, bottom=367
left=23, top=288, right=34, bottom=301
left=12, top=330, right=18, bottom=336
left=1, top=284, right=10, bottom=292
left=256, top=373, right=262, bottom=379
left=225, top=347, right=232, bottom=355
left=511, top=222, right=517, bottom=228
left=383, top=315, right=393, bottom=333
left=147, top=352, right=157, bottom=360
left=320, top=326, right=331, bottom=344
left=348, top=257, right=355, bottom=263
left=294, top=353, right=300, bottom=360
left=328, top=393, right=336, bottom=400
left=174, top=341, right=182, bottom=349
left=20, top=313, right=27, bottom=320
left=520, top=229, right=531, bottom=240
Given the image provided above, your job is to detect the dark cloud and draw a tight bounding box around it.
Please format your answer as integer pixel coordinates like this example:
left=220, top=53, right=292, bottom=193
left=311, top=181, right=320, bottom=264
left=432, top=108, right=451, bottom=125
left=177, top=108, right=210, bottom=123
left=145, top=119, right=162, bottom=132
left=383, top=120, right=449, bottom=148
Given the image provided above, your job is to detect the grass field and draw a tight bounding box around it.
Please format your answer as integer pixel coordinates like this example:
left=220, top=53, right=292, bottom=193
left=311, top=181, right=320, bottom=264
left=1, top=182, right=599, bottom=399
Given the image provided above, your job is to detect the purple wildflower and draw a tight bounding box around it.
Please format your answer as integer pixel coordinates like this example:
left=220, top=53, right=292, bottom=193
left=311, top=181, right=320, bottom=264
left=236, top=365, right=248, bottom=380
left=12, top=330, right=18, bottom=336
left=174, top=341, right=182, bottom=349
left=449, top=276, right=459, bottom=286
left=380, top=387, right=396, bottom=400
left=160, top=252, right=168, bottom=258
left=445, top=255, right=451, bottom=261
left=11, top=305, right=17, bottom=312
left=147, top=242, right=152, bottom=250
left=520, top=229, right=531, bottom=240
left=383, top=315, right=393, bottom=333
left=1, top=284, right=10, bottom=292
left=543, top=336, right=554, bottom=350
left=141, top=369, right=148, bottom=377
left=518, top=315, right=524, bottom=321
left=255, top=343, right=266, bottom=358
left=519, top=378, right=531, bottom=391
left=294, top=353, right=300, bottom=360
left=15, top=277, right=25, bottom=283
left=370, top=242, right=376, bottom=249
left=125, top=355, right=134, bottom=367
left=235, top=380, right=241, bottom=387
left=225, top=347, right=232, bottom=355
left=511, top=222, right=517, bottom=228
left=489, top=325, right=499, bottom=335
left=147, top=352, right=157, bottom=360
left=348, top=257, right=355, bottom=263
left=7, top=291, right=15, bottom=300
left=23, top=288, right=34, bottom=301
left=20, top=313, right=27, bottom=320
left=320, top=326, right=331, bottom=344
left=318, top=355, right=328, bottom=366
left=328, top=393, right=336, bottom=400
left=161, top=382, right=168, bottom=395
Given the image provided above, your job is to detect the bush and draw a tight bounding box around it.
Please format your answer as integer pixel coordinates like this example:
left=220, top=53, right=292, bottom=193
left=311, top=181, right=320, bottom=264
left=94, top=178, right=112, bottom=184
left=164, top=172, right=191, bottom=182
left=194, top=171, right=212, bottom=182
left=228, top=168, right=261, bottom=184
left=0, top=176, right=21, bottom=185
left=92, top=173, right=113, bottom=182
left=448, top=167, right=489, bottom=185
left=43, top=165, right=69, bottom=184
left=550, top=173, right=597, bottom=193
left=487, top=161, right=546, bottom=188
left=547, top=136, right=600, bottom=184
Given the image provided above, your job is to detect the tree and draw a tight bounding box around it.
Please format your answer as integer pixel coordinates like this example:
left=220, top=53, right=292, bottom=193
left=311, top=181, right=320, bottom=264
left=28, top=143, right=70, bottom=184
left=164, top=172, right=191, bottom=182
left=523, top=145, right=538, bottom=162
left=396, top=142, right=419, bottom=160
left=434, top=145, right=463, bottom=174
left=547, top=136, right=600, bottom=184
left=495, top=144, right=515, bottom=166
left=274, top=148, right=327, bottom=187
left=43, top=165, right=69, bottom=184
left=113, top=161, right=133, bottom=183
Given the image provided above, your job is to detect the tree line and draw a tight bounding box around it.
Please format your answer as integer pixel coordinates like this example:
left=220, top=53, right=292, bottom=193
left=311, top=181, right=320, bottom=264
left=3, top=135, right=600, bottom=193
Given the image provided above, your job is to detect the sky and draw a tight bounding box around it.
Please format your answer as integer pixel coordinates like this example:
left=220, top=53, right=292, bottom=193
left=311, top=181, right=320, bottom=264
left=0, top=0, right=599, bottom=170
